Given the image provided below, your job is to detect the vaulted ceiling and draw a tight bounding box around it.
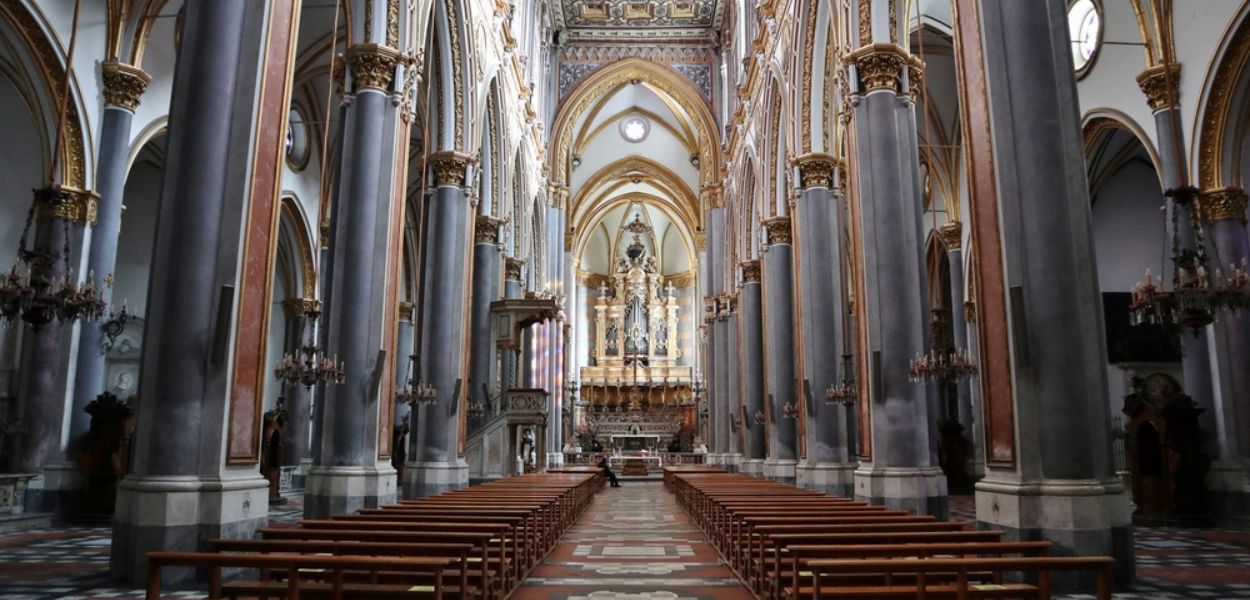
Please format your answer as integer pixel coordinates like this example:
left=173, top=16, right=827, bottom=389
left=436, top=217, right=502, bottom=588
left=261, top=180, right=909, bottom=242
left=554, top=0, right=725, bottom=38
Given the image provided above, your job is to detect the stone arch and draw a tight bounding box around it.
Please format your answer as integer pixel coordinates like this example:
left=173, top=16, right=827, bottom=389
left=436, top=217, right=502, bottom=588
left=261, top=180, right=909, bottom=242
left=1196, top=3, right=1250, bottom=189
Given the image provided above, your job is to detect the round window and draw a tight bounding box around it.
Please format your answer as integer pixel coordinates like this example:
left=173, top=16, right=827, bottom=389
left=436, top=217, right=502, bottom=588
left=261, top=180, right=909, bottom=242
left=620, top=116, right=649, bottom=143
left=285, top=108, right=310, bottom=171
left=1068, top=0, right=1102, bottom=76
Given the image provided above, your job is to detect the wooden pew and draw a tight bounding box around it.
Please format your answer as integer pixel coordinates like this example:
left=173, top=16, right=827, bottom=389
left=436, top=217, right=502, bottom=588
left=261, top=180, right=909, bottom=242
left=804, top=556, right=1115, bottom=599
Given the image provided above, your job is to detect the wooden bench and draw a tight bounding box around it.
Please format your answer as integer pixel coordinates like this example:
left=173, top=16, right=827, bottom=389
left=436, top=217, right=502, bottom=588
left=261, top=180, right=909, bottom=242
left=803, top=556, right=1115, bottom=599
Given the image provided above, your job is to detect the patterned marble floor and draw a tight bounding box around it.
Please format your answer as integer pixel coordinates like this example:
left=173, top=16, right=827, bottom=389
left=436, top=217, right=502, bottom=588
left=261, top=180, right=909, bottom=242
left=511, top=481, right=754, bottom=600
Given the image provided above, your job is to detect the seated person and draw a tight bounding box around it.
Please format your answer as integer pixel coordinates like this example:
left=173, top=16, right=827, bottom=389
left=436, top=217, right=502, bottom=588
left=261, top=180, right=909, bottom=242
left=596, top=454, right=620, bottom=487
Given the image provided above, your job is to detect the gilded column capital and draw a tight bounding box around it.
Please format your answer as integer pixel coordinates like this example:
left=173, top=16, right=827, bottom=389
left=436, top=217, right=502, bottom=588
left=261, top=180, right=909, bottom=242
left=398, top=300, right=415, bottom=321
left=1199, top=186, right=1248, bottom=224
left=34, top=185, right=98, bottom=226
left=474, top=214, right=505, bottom=244
left=428, top=151, right=475, bottom=187
left=761, top=215, right=793, bottom=245
left=504, top=256, right=526, bottom=280
left=739, top=259, right=762, bottom=283
left=345, top=43, right=401, bottom=91
left=282, top=297, right=321, bottom=319
left=101, top=61, right=152, bottom=111
left=791, top=153, right=841, bottom=189
left=938, top=221, right=963, bottom=249
left=845, top=43, right=915, bottom=94
left=546, top=182, right=569, bottom=209
left=1135, top=62, right=1181, bottom=112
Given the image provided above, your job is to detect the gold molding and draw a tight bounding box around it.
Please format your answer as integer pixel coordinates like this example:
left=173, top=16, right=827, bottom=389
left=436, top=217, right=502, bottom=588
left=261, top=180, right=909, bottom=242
left=474, top=214, right=505, bottom=244
left=845, top=43, right=915, bottom=94
left=791, top=152, right=840, bottom=189
left=762, top=215, right=792, bottom=245
left=429, top=150, right=474, bottom=187
left=938, top=221, right=962, bottom=249
left=1198, top=14, right=1250, bottom=190
left=345, top=43, right=400, bottom=91
left=283, top=297, right=321, bottom=319
left=504, top=255, right=526, bottom=280
left=101, top=61, right=151, bottom=111
left=740, top=259, right=761, bottom=283
left=1135, top=62, right=1181, bottom=111
left=1199, top=187, right=1248, bottom=224
left=34, top=185, right=97, bottom=225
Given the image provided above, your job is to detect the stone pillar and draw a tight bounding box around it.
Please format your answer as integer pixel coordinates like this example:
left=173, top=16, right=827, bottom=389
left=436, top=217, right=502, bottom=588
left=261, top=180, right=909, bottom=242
left=761, top=216, right=798, bottom=484
left=939, top=222, right=976, bottom=484
left=738, top=261, right=766, bottom=476
left=404, top=151, right=475, bottom=497
left=68, top=62, right=151, bottom=460
left=469, top=216, right=503, bottom=430
left=724, top=298, right=741, bottom=471
left=844, top=39, right=946, bottom=515
left=500, top=257, right=525, bottom=393
left=393, top=304, right=414, bottom=438
left=959, top=0, right=1133, bottom=585
left=281, top=299, right=317, bottom=488
left=704, top=208, right=725, bottom=465
left=305, top=42, right=403, bottom=518
left=792, top=154, right=855, bottom=496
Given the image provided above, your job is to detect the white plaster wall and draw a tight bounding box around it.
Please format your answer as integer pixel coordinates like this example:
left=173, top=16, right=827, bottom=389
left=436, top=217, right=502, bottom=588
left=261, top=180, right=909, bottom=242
left=1090, top=160, right=1166, bottom=293
left=114, top=152, right=163, bottom=316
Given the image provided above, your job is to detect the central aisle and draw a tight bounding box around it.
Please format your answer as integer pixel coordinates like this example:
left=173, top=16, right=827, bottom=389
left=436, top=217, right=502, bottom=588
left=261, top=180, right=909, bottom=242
left=512, top=480, right=755, bottom=599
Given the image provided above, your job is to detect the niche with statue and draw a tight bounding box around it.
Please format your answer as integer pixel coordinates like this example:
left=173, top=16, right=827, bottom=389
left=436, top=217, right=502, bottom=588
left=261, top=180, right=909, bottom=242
left=1122, top=374, right=1210, bottom=525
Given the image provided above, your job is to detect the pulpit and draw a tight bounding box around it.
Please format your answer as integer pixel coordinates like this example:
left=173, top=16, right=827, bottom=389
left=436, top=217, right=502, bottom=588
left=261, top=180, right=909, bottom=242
left=77, top=392, right=133, bottom=515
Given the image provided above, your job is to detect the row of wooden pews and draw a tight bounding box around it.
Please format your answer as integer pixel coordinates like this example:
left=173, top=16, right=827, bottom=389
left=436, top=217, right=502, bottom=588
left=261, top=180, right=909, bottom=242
left=145, top=472, right=599, bottom=599
left=670, top=471, right=1114, bottom=600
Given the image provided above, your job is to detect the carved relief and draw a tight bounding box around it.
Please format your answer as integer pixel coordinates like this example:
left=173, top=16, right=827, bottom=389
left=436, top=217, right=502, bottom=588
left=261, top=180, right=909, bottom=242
left=1199, top=187, right=1248, bottom=224
left=792, top=153, right=839, bottom=189
left=845, top=44, right=911, bottom=94
left=475, top=214, right=506, bottom=244
left=34, top=185, right=97, bottom=226
left=346, top=43, right=400, bottom=91
left=428, top=150, right=474, bottom=187
left=938, top=221, right=962, bottom=250
left=740, top=260, right=761, bottom=283
left=101, top=61, right=151, bottom=111
left=1135, top=62, right=1181, bottom=111
left=762, top=215, right=792, bottom=245
left=505, top=256, right=526, bottom=280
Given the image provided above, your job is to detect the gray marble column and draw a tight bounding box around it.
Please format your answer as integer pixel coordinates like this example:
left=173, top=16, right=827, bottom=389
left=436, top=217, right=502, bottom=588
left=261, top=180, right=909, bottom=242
left=940, top=223, right=976, bottom=486
left=844, top=40, right=946, bottom=515
left=499, top=257, right=525, bottom=394
left=761, top=216, right=798, bottom=484
left=792, top=157, right=854, bottom=496
left=281, top=301, right=315, bottom=486
left=306, top=44, right=403, bottom=517
left=469, top=216, right=503, bottom=431
left=969, top=0, right=1132, bottom=586
left=393, top=307, right=414, bottom=439
left=738, top=263, right=766, bottom=476
left=404, top=152, right=474, bottom=497
left=724, top=303, right=741, bottom=471
left=68, top=63, right=151, bottom=464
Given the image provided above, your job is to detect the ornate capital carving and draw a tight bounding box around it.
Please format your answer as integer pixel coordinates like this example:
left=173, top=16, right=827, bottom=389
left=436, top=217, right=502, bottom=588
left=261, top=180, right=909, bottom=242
left=398, top=300, right=415, bottom=321
left=283, top=297, right=321, bottom=319
left=761, top=215, right=792, bottom=245
left=504, top=256, right=526, bottom=281
left=1199, top=187, right=1248, bottom=223
left=791, top=153, right=841, bottom=189
left=740, top=259, right=762, bottom=283
left=1136, top=62, right=1181, bottom=112
left=101, top=61, right=151, bottom=111
left=845, top=43, right=913, bottom=94
left=34, top=185, right=97, bottom=225
left=428, top=151, right=474, bottom=187
left=475, top=215, right=505, bottom=244
left=938, top=221, right=963, bottom=249
left=345, top=43, right=401, bottom=91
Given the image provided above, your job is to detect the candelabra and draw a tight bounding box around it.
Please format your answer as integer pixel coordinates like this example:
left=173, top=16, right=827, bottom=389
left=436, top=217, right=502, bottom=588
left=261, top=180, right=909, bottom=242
left=908, top=348, right=978, bottom=384
left=782, top=401, right=799, bottom=420
left=274, top=309, right=345, bottom=388
left=753, top=409, right=765, bottom=425
left=100, top=300, right=132, bottom=352
left=824, top=354, right=857, bottom=406
left=397, top=353, right=438, bottom=407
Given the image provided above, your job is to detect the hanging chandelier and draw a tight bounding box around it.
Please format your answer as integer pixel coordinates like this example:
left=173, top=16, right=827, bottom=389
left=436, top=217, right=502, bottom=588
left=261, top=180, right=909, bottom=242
left=396, top=353, right=438, bottom=407
left=824, top=354, right=857, bottom=406
left=1130, top=187, right=1250, bottom=331
left=274, top=307, right=345, bottom=388
left=908, top=348, right=978, bottom=383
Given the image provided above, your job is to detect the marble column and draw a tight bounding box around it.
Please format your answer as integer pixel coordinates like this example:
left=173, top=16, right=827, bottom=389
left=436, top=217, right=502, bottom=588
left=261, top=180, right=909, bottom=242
left=705, top=208, right=725, bottom=465
left=761, top=216, right=798, bottom=484
left=724, top=298, right=741, bottom=471
left=965, top=0, right=1132, bottom=586
left=792, top=154, right=854, bottom=496
left=281, top=299, right=316, bottom=489
left=305, top=42, right=403, bottom=518
left=67, top=62, right=151, bottom=464
left=394, top=305, right=414, bottom=437
left=738, top=261, right=766, bottom=477
left=499, top=257, right=525, bottom=394
left=939, top=222, right=976, bottom=485
left=469, top=216, right=504, bottom=431
left=844, top=39, right=946, bottom=515
left=111, top=0, right=277, bottom=582
left=404, top=151, right=475, bottom=497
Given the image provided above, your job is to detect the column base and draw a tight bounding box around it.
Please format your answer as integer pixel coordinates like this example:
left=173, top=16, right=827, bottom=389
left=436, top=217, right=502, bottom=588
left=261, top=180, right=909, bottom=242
left=796, top=462, right=856, bottom=497
left=739, top=459, right=766, bottom=477
left=547, top=452, right=565, bottom=468
left=22, top=463, right=86, bottom=519
left=1207, top=460, right=1248, bottom=526
left=403, top=460, right=469, bottom=498
left=975, top=476, right=1134, bottom=589
left=854, top=466, right=948, bottom=518
left=110, top=474, right=270, bottom=584
left=721, top=453, right=742, bottom=473
left=763, top=459, right=798, bottom=484
left=304, top=465, right=397, bottom=519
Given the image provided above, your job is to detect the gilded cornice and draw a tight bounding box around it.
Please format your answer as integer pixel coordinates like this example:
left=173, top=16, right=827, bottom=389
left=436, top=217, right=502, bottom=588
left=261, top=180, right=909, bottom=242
left=845, top=44, right=915, bottom=94
left=1199, top=187, right=1248, bottom=224
left=761, top=215, right=792, bottom=245
left=475, top=214, right=505, bottom=244
left=791, top=152, right=840, bottom=189
left=346, top=43, right=401, bottom=91
left=504, top=256, right=526, bottom=280
left=34, top=185, right=97, bottom=226
left=283, top=297, right=322, bottom=319
left=739, top=259, right=761, bottom=283
left=1135, top=62, right=1181, bottom=111
left=938, top=221, right=963, bottom=249
left=429, top=151, right=475, bottom=187
left=101, top=61, right=151, bottom=111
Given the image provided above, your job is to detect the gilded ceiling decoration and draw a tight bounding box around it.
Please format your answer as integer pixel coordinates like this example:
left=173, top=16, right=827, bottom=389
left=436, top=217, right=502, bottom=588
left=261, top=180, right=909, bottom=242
left=556, top=0, right=724, bottom=35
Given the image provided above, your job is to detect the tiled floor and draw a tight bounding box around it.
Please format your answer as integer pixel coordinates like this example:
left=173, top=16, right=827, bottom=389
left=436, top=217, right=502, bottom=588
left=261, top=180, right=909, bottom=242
left=1, top=491, right=1248, bottom=599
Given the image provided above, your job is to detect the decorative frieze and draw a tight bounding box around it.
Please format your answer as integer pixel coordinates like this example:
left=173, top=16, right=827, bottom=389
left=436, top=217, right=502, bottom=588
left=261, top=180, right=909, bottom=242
left=428, top=151, right=474, bottom=187
left=475, top=215, right=505, bottom=244
left=938, top=221, right=963, bottom=249
left=740, top=259, right=761, bottom=283
left=345, top=43, right=401, bottom=91
left=34, top=185, right=97, bottom=226
left=1135, top=62, right=1181, bottom=112
left=845, top=43, right=916, bottom=94
left=792, top=153, right=840, bottom=189
left=1200, top=187, right=1248, bottom=223
left=761, top=215, right=792, bottom=245
left=504, top=256, right=526, bottom=281
left=101, top=61, right=151, bottom=111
